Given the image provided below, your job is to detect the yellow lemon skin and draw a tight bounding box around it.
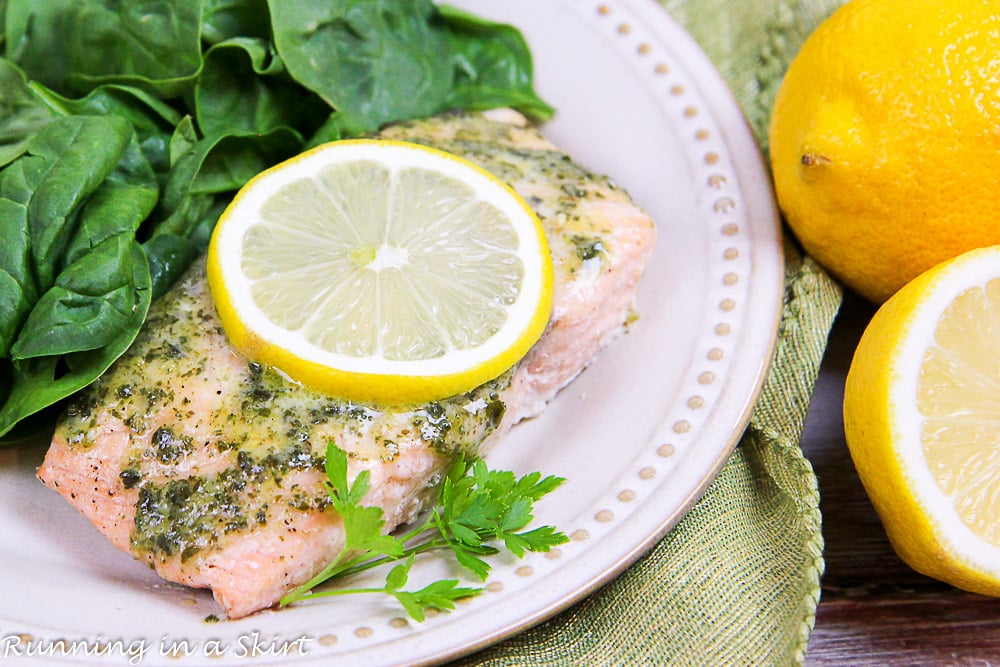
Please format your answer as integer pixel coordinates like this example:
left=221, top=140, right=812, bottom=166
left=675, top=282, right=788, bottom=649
left=843, top=245, right=1000, bottom=596
left=769, top=0, right=1000, bottom=304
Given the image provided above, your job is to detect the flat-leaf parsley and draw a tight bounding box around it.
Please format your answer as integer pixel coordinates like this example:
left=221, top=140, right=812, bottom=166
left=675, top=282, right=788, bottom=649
left=280, top=442, right=568, bottom=620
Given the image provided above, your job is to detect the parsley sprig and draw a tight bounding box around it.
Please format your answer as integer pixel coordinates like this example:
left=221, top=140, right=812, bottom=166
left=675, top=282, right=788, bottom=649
left=280, top=442, right=568, bottom=620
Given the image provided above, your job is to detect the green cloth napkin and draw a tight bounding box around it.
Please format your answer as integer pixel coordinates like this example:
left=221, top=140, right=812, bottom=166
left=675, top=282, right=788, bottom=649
left=460, top=1, right=846, bottom=664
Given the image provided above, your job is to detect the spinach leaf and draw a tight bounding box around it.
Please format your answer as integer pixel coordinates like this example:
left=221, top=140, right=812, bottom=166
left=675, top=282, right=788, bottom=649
left=196, top=37, right=326, bottom=140
left=0, top=115, right=135, bottom=357
left=0, top=115, right=155, bottom=438
left=13, top=115, right=134, bottom=291
left=12, top=234, right=150, bottom=359
left=149, top=117, right=299, bottom=242
left=0, top=58, right=54, bottom=169
left=303, top=112, right=349, bottom=148
left=28, top=82, right=182, bottom=177
left=0, top=239, right=151, bottom=438
left=268, top=0, right=453, bottom=134
left=5, top=0, right=203, bottom=98
left=202, top=0, right=270, bottom=45
left=63, top=133, right=159, bottom=267
left=439, top=6, right=555, bottom=122
left=148, top=116, right=214, bottom=240
left=29, top=82, right=182, bottom=131
left=144, top=232, right=203, bottom=301
left=0, top=196, right=33, bottom=358
left=193, top=129, right=302, bottom=194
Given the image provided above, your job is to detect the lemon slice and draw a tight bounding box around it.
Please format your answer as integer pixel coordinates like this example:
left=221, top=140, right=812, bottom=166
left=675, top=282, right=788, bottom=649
left=844, top=245, right=1000, bottom=595
left=207, top=139, right=553, bottom=405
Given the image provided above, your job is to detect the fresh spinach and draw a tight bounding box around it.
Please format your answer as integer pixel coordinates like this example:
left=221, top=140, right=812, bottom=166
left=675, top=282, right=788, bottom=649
left=0, top=116, right=154, bottom=437
left=5, top=0, right=203, bottom=98
left=0, top=0, right=552, bottom=441
left=268, top=0, right=456, bottom=136
left=202, top=0, right=270, bottom=45
left=12, top=234, right=150, bottom=359
left=28, top=82, right=182, bottom=178
left=0, top=240, right=150, bottom=443
left=196, top=38, right=328, bottom=141
left=0, top=59, right=54, bottom=169
left=1, top=115, right=136, bottom=353
left=143, top=232, right=205, bottom=301
left=440, top=5, right=554, bottom=120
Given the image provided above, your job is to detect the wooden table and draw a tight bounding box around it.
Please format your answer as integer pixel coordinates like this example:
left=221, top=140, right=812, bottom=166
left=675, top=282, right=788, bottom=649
left=801, top=291, right=1000, bottom=664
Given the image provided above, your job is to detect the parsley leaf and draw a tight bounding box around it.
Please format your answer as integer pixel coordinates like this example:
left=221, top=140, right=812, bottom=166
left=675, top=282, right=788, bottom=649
left=280, top=441, right=568, bottom=621
left=325, top=446, right=403, bottom=559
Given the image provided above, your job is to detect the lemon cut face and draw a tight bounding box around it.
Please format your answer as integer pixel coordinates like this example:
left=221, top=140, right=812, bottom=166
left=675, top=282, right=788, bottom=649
left=908, top=270, right=1000, bottom=548
left=207, top=139, right=553, bottom=405
left=844, top=245, right=1000, bottom=595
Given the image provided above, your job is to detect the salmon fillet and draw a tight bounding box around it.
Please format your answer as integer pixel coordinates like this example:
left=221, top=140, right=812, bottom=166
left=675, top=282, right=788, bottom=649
left=36, top=109, right=656, bottom=619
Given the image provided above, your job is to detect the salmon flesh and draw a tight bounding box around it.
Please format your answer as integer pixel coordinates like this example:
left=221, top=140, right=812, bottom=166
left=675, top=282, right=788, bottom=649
left=37, top=109, right=656, bottom=619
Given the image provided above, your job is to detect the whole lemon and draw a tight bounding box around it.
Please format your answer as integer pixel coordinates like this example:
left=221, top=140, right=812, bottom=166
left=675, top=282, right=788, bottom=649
left=769, top=0, right=1000, bottom=303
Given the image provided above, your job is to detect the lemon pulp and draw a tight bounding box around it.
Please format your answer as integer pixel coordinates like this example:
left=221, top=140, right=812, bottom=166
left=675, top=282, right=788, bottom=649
left=919, top=277, right=1000, bottom=546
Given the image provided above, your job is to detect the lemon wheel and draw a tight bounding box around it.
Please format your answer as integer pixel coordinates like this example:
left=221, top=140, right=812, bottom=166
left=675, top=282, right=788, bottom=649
left=207, top=139, right=553, bottom=405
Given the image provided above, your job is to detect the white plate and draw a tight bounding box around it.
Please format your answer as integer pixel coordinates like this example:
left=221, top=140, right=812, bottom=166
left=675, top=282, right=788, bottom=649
left=0, top=1, right=783, bottom=665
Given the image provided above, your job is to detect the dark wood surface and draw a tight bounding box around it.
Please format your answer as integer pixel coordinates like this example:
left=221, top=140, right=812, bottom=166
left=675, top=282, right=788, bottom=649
left=801, top=291, right=1000, bottom=665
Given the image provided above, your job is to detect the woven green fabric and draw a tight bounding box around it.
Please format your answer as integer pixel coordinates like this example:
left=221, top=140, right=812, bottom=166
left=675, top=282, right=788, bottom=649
left=458, top=1, right=846, bottom=664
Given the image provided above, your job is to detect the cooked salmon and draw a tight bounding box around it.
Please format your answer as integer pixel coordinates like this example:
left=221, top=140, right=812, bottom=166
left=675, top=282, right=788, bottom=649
left=36, top=109, right=656, bottom=619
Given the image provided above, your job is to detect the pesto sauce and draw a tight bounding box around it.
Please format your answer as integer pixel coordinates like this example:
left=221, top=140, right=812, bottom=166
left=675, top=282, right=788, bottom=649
left=135, top=468, right=253, bottom=563
left=126, top=369, right=509, bottom=562
left=132, top=439, right=330, bottom=562
left=570, top=235, right=606, bottom=262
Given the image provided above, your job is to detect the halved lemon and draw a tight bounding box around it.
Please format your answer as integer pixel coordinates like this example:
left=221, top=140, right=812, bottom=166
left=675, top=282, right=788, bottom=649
left=844, top=245, right=1000, bottom=595
left=207, top=139, right=553, bottom=405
